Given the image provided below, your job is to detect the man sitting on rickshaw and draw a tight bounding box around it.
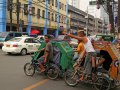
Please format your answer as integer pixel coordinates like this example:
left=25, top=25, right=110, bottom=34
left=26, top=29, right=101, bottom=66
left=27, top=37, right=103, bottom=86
left=36, top=35, right=53, bottom=73
left=63, top=30, right=97, bottom=81
left=96, top=50, right=112, bottom=71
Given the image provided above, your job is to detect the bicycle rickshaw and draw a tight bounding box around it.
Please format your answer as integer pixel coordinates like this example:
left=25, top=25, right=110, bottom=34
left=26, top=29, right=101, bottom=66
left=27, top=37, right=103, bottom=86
left=24, top=40, right=74, bottom=80
left=93, top=43, right=120, bottom=90
left=64, top=42, right=120, bottom=90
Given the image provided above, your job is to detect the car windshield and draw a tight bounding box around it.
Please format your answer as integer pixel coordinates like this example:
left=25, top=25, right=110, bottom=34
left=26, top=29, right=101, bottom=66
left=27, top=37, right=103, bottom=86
left=0, top=32, right=9, bottom=38
left=71, top=38, right=78, bottom=43
left=57, top=35, right=65, bottom=40
left=9, top=38, right=22, bottom=42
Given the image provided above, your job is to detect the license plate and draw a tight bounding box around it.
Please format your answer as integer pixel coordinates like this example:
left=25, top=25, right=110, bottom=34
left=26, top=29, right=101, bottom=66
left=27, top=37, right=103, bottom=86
left=6, top=45, right=10, bottom=47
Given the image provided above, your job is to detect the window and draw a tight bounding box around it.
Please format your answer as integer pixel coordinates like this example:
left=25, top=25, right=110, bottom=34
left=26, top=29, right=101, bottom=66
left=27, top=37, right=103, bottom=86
left=61, top=16, right=63, bottom=23
left=65, top=5, right=66, bottom=11
left=32, top=39, right=39, bottom=43
left=59, top=2, right=61, bottom=9
left=24, top=4, right=28, bottom=15
left=8, top=33, right=14, bottom=37
left=42, top=10, right=45, bottom=18
left=15, top=33, right=22, bottom=37
left=55, top=14, right=57, bottom=22
left=32, top=7, right=35, bottom=16
left=24, top=38, right=32, bottom=43
left=51, top=13, right=54, bottom=21
left=55, top=0, right=57, bottom=7
left=48, top=12, right=50, bottom=20
left=62, top=3, right=64, bottom=10
left=48, top=0, right=50, bottom=4
left=7, top=0, right=10, bottom=11
left=52, top=0, right=54, bottom=6
left=37, top=9, right=40, bottom=18
left=59, top=16, right=61, bottom=23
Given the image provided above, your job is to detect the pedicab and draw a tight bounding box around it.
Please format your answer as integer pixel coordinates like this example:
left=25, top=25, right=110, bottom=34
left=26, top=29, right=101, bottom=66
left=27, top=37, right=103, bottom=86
left=64, top=42, right=120, bottom=90
left=24, top=39, right=74, bottom=80
left=93, top=42, right=120, bottom=90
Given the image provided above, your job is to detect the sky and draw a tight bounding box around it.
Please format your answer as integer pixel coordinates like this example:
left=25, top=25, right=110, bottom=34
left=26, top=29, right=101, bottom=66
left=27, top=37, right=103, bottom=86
left=79, top=0, right=90, bottom=11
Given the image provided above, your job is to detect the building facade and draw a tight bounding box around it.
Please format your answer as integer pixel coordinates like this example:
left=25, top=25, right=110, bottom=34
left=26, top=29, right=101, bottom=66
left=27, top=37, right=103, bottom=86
left=95, top=18, right=109, bottom=34
left=1, top=0, right=70, bottom=35
left=68, top=5, right=95, bottom=35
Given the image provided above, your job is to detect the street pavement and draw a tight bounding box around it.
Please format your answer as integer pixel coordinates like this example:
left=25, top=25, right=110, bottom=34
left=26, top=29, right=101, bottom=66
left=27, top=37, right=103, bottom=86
left=0, top=49, right=120, bottom=90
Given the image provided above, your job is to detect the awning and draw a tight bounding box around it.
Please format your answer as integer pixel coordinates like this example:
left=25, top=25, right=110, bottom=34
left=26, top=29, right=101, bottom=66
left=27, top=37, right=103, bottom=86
left=30, top=30, right=41, bottom=34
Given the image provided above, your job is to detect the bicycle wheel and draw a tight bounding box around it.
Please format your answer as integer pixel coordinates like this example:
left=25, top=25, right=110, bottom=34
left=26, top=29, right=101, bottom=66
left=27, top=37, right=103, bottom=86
left=47, top=65, right=59, bottom=80
left=94, top=77, right=110, bottom=90
left=24, top=63, right=35, bottom=76
left=64, top=69, right=80, bottom=87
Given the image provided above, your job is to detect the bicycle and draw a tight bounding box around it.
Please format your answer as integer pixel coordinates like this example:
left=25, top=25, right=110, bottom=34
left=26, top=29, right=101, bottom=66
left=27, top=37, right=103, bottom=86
left=24, top=53, right=60, bottom=80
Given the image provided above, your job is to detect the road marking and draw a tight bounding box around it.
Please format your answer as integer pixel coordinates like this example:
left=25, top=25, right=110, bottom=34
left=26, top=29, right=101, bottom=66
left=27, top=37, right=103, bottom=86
left=23, top=79, right=49, bottom=90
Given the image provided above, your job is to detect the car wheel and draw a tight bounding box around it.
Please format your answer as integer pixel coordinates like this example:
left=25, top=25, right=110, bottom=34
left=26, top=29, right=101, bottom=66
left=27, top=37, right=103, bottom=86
left=21, top=49, right=27, bottom=55
left=7, top=52, right=12, bottom=55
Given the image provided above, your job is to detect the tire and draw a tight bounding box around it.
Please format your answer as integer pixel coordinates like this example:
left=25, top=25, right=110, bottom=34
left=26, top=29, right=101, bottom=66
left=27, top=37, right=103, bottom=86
left=24, top=63, right=35, bottom=76
left=47, top=65, right=59, bottom=80
left=64, top=69, right=80, bottom=87
left=94, top=77, right=110, bottom=90
left=21, top=48, right=27, bottom=56
left=7, top=52, right=12, bottom=55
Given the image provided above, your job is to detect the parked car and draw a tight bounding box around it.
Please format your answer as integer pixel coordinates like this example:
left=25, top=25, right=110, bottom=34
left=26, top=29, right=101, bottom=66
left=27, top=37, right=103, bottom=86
left=2, top=37, right=41, bottom=55
left=36, top=35, right=45, bottom=43
left=0, top=32, right=28, bottom=47
left=70, top=38, right=78, bottom=48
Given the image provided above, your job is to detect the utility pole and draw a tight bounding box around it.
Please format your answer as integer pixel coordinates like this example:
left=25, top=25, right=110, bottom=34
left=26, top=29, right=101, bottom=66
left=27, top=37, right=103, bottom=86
left=66, top=0, right=69, bottom=33
left=55, top=0, right=60, bottom=37
left=9, top=0, right=13, bottom=31
left=16, top=0, right=20, bottom=32
left=43, top=0, right=48, bottom=35
left=118, top=0, right=120, bottom=35
left=107, top=0, right=115, bottom=34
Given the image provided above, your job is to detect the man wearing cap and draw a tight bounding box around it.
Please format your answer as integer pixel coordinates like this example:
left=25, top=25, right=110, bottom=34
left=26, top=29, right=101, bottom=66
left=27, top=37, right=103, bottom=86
left=63, top=30, right=96, bottom=81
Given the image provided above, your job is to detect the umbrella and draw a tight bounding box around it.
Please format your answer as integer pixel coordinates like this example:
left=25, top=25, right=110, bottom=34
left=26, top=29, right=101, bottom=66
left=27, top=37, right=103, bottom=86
left=30, top=30, right=41, bottom=34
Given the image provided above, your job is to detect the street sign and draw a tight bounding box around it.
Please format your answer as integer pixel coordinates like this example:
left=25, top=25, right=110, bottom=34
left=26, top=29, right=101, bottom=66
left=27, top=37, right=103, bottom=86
left=89, top=0, right=104, bottom=5
left=89, top=1, right=97, bottom=5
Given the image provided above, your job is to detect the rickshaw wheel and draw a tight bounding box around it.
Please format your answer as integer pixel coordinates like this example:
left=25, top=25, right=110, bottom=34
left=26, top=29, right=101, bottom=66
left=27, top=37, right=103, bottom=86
left=47, top=65, right=59, bottom=80
left=24, top=63, right=35, bottom=76
left=64, top=69, right=80, bottom=87
left=94, top=76, right=110, bottom=90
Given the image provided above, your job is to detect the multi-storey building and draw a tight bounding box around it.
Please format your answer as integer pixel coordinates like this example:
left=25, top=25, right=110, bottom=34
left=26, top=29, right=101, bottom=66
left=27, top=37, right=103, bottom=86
left=95, top=18, right=108, bottom=34
left=68, top=5, right=95, bottom=35
left=1, top=0, right=70, bottom=35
